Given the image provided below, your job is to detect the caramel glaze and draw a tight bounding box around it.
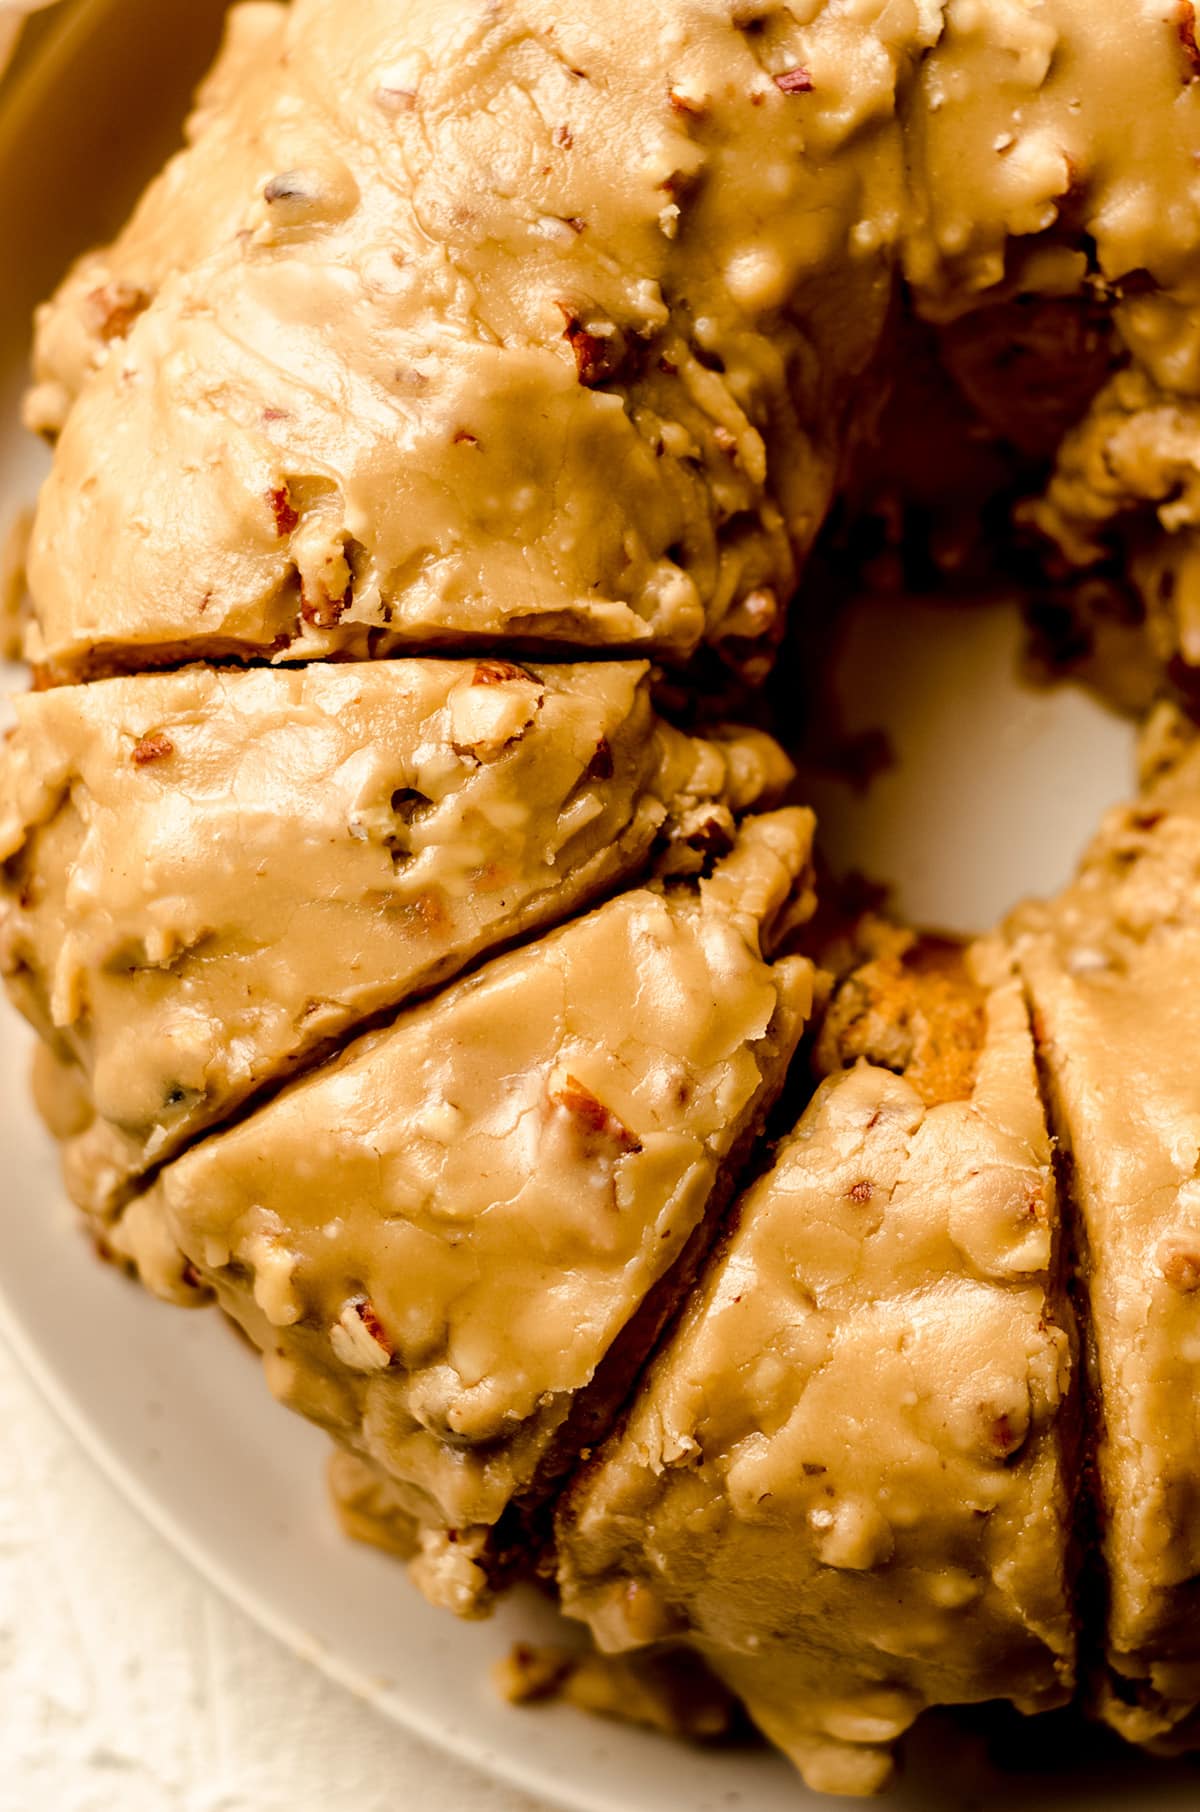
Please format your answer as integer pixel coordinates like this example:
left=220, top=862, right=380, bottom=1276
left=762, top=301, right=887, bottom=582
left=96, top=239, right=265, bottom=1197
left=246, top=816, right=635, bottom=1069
left=11, top=0, right=1200, bottom=1796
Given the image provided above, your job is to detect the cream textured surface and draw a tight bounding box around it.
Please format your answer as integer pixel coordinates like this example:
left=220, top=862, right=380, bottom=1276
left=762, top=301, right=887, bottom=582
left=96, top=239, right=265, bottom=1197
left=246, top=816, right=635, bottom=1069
left=0, top=1337, right=546, bottom=1812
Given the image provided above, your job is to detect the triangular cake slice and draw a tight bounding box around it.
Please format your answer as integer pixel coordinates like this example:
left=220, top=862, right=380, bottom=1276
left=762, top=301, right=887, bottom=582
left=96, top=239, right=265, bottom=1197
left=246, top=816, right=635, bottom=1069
left=114, top=811, right=815, bottom=1614
left=0, top=657, right=788, bottom=1214
left=557, top=938, right=1077, bottom=1795
left=1009, top=708, right=1200, bottom=1751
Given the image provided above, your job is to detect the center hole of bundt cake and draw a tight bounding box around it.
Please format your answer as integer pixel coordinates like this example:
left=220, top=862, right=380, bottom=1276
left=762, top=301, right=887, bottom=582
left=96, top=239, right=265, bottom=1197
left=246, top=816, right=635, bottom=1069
left=797, top=588, right=1137, bottom=934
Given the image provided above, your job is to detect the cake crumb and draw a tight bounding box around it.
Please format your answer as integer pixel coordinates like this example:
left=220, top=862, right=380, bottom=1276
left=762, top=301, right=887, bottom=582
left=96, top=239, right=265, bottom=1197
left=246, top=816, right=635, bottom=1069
left=815, top=916, right=986, bottom=1106
left=494, top=1642, right=739, bottom=1743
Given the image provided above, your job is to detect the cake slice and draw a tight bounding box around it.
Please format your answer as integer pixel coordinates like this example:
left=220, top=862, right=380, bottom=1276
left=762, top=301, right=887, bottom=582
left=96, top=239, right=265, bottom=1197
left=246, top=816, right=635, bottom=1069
left=21, top=0, right=934, bottom=681
left=1009, top=711, right=1200, bottom=1750
left=0, top=658, right=788, bottom=1216
left=114, top=811, right=815, bottom=1613
left=556, top=940, right=1077, bottom=1795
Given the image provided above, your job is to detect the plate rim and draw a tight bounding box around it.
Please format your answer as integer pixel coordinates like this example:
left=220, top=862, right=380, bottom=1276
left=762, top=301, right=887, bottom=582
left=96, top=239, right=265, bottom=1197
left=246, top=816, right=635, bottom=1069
left=0, top=1178, right=669, bottom=1812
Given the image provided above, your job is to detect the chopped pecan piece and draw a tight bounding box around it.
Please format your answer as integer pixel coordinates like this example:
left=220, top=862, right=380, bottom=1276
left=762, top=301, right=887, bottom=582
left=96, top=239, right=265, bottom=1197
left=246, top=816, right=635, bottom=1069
left=299, top=583, right=351, bottom=629
left=394, top=890, right=449, bottom=934
left=267, top=486, right=300, bottom=536
left=1158, top=1233, right=1200, bottom=1292
left=558, top=306, right=627, bottom=387
left=131, top=732, right=174, bottom=766
left=585, top=738, right=614, bottom=781
left=86, top=280, right=151, bottom=344
left=668, top=87, right=707, bottom=117
left=988, top=1412, right=1025, bottom=1459
left=449, top=667, right=541, bottom=760
left=472, top=658, right=531, bottom=686
left=1180, top=0, right=1200, bottom=78
left=330, top=1296, right=394, bottom=1371
left=717, top=586, right=780, bottom=644
left=551, top=1073, right=642, bottom=1156
left=1022, top=1185, right=1048, bottom=1225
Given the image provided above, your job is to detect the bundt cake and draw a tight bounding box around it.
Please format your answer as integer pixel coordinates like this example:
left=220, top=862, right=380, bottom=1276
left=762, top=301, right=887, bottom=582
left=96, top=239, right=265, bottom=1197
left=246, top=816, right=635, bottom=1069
left=9, top=0, right=1200, bottom=1797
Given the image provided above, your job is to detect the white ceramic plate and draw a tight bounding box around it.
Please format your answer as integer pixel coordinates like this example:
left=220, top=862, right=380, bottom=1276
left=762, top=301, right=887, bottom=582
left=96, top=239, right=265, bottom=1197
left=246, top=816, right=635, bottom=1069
left=3, top=7, right=1200, bottom=1810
